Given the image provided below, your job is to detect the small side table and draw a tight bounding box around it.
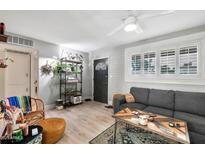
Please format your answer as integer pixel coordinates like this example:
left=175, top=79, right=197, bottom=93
left=1, top=125, right=43, bottom=144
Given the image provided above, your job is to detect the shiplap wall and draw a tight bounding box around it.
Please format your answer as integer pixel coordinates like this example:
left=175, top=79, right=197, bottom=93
left=91, top=46, right=125, bottom=105
left=91, top=27, right=205, bottom=105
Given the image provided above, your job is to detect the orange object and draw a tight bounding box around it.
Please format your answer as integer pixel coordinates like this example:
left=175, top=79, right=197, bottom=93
left=39, top=118, right=66, bottom=144
left=125, top=93, right=135, bottom=103
left=114, top=108, right=133, bottom=117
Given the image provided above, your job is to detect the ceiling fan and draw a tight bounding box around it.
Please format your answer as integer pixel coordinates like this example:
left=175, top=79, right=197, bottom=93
left=107, top=10, right=175, bottom=36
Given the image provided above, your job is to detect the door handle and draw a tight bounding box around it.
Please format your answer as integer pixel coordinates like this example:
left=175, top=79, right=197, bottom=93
left=26, top=88, right=28, bottom=92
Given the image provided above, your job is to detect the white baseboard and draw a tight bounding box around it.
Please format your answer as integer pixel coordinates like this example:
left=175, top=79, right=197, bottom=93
left=45, top=103, right=56, bottom=110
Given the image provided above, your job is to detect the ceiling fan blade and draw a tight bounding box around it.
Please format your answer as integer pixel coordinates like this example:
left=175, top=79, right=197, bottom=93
left=138, top=10, right=175, bottom=20
left=107, top=23, right=124, bottom=36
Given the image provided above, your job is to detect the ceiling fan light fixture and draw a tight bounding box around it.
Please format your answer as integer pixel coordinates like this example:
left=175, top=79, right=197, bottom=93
left=124, top=23, right=137, bottom=32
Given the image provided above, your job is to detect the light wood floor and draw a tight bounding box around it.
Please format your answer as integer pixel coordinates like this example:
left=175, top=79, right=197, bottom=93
left=46, top=101, right=115, bottom=144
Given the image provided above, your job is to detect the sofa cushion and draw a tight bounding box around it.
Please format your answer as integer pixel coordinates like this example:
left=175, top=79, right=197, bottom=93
left=143, top=106, right=173, bottom=117
left=119, top=102, right=147, bottom=111
left=148, top=89, right=175, bottom=110
left=175, top=91, right=205, bottom=116
left=130, top=87, right=149, bottom=105
left=174, top=111, right=205, bottom=135
left=189, top=131, right=205, bottom=144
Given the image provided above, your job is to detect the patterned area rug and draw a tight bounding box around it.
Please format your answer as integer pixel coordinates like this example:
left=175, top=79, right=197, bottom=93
left=89, top=121, right=178, bottom=144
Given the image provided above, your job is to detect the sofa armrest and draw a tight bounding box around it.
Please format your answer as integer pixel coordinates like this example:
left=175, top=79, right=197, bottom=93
left=113, top=95, right=126, bottom=113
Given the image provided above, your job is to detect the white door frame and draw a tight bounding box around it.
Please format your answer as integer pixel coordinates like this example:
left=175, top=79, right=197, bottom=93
left=6, top=50, right=31, bottom=96
left=0, top=42, right=38, bottom=99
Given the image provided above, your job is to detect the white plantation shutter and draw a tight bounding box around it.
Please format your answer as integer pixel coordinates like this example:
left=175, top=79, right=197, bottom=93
left=179, top=46, right=198, bottom=74
left=144, top=52, right=156, bottom=74
left=160, top=50, right=176, bottom=74
left=131, top=54, right=141, bottom=74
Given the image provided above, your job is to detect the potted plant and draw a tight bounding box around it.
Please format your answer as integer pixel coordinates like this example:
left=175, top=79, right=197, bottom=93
left=68, top=63, right=75, bottom=72
left=52, top=62, right=68, bottom=75
left=0, top=57, right=14, bottom=68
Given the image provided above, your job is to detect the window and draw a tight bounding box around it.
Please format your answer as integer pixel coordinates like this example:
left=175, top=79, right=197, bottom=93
left=144, top=52, right=156, bottom=74
left=128, top=43, right=199, bottom=79
left=160, top=50, right=176, bottom=74
left=7, top=35, right=34, bottom=47
left=131, top=54, right=141, bottom=74
left=179, top=46, right=198, bottom=74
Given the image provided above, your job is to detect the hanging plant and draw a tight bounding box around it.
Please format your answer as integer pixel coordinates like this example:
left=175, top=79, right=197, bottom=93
left=40, top=61, right=54, bottom=75
left=0, top=57, right=14, bottom=68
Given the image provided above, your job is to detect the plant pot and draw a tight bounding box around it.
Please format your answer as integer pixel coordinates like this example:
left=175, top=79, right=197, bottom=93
left=0, top=64, right=7, bottom=68
left=71, top=66, right=75, bottom=72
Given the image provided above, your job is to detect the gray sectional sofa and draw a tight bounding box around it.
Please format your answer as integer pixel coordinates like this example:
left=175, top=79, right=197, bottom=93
left=114, top=87, right=205, bottom=144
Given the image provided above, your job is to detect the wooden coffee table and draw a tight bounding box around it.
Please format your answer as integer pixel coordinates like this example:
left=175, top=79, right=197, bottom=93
left=113, top=109, right=190, bottom=144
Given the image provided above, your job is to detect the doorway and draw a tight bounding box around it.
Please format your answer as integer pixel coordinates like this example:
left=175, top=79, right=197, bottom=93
left=94, top=58, right=108, bottom=103
left=5, top=50, right=31, bottom=97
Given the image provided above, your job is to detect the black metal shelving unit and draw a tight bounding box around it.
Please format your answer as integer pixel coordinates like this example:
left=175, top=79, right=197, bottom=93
left=59, top=58, right=83, bottom=106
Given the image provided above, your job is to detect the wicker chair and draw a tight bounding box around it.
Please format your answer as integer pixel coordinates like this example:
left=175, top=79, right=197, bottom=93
left=25, top=98, right=45, bottom=125
left=10, top=97, right=45, bottom=125
left=0, top=97, right=45, bottom=138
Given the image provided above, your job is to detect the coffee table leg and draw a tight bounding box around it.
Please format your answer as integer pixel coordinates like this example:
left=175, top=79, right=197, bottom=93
left=113, top=119, right=117, bottom=144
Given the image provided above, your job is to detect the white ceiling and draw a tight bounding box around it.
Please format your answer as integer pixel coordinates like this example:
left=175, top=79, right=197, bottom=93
left=0, top=10, right=205, bottom=52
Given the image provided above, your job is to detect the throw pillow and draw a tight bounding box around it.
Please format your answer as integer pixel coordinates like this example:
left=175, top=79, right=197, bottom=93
left=125, top=93, right=135, bottom=103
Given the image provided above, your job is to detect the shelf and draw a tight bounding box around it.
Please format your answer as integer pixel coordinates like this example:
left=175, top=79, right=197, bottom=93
left=60, top=80, right=82, bottom=83
left=61, top=82, right=82, bottom=84
left=0, top=34, right=8, bottom=42
left=61, top=92, right=82, bottom=96
left=60, top=71, right=82, bottom=74
left=59, top=58, right=83, bottom=104
left=60, top=59, right=82, bottom=64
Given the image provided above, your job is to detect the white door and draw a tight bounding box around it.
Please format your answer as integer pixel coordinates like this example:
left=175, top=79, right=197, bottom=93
left=5, top=50, right=31, bottom=97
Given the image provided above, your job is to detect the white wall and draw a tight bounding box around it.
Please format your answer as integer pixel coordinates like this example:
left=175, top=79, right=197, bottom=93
left=5, top=33, right=92, bottom=109
left=91, top=26, right=205, bottom=105
left=36, top=43, right=92, bottom=109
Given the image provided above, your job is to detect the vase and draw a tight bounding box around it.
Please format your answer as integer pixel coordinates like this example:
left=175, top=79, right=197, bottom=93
left=0, top=23, right=5, bottom=35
